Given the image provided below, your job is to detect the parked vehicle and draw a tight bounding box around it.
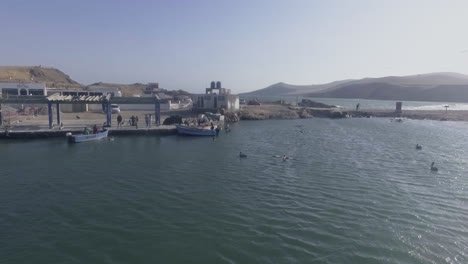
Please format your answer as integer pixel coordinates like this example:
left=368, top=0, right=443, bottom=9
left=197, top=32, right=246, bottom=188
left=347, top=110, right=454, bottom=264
left=111, top=104, right=121, bottom=113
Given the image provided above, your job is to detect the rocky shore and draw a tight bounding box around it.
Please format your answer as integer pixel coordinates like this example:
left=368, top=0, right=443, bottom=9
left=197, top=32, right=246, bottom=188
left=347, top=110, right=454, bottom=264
left=2, top=100, right=467, bottom=140
left=237, top=103, right=468, bottom=122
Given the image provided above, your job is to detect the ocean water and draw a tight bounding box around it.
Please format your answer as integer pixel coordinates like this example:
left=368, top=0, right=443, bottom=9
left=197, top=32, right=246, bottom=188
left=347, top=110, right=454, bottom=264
left=1, top=118, right=468, bottom=263
left=243, top=95, right=468, bottom=110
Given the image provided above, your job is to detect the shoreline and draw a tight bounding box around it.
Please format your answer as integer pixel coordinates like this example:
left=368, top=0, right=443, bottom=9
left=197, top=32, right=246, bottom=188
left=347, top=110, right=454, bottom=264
left=238, top=104, right=468, bottom=122
left=1, top=105, right=467, bottom=140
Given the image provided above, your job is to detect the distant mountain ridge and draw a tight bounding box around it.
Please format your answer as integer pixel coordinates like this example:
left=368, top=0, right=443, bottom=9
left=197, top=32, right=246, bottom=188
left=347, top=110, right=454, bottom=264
left=242, top=72, right=468, bottom=102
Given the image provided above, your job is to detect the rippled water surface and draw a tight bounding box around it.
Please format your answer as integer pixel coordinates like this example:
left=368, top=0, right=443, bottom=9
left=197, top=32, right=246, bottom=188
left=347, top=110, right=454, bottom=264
left=1, top=118, right=468, bottom=263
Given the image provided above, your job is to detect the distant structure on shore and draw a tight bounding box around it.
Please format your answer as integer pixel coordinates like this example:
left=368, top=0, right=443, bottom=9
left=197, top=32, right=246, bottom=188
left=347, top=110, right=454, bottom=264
left=192, top=81, right=239, bottom=111
left=0, top=82, right=47, bottom=96
left=142, top=83, right=164, bottom=97
left=87, top=85, right=122, bottom=97
left=0, top=79, right=239, bottom=113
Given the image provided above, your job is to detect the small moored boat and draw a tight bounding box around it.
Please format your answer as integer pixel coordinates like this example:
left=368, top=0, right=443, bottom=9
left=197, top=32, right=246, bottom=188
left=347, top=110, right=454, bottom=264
left=176, top=125, right=216, bottom=136
left=67, top=129, right=109, bottom=143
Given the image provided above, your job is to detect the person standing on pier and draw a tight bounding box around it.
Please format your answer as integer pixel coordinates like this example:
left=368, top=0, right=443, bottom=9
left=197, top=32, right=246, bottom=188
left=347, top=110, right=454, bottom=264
left=117, top=114, right=123, bottom=128
left=356, top=103, right=360, bottom=111
left=145, top=114, right=149, bottom=128
left=135, top=116, right=139, bottom=129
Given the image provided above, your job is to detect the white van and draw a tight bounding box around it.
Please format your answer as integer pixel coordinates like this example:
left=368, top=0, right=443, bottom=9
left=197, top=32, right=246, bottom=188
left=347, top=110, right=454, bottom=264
left=111, top=104, right=121, bottom=113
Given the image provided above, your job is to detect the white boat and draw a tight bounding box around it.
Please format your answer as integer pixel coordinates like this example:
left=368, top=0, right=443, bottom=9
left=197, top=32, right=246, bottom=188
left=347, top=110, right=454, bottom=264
left=67, top=129, right=108, bottom=143
left=176, top=125, right=216, bottom=136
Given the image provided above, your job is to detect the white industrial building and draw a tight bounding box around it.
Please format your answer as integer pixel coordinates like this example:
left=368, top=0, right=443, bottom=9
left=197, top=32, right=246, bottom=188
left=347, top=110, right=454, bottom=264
left=192, top=81, right=239, bottom=111
left=87, top=85, right=122, bottom=97
left=0, top=82, right=47, bottom=96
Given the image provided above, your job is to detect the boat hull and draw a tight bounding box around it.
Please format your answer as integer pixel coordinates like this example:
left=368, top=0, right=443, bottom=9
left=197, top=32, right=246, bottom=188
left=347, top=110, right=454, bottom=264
left=176, top=125, right=216, bottom=136
left=68, top=130, right=109, bottom=143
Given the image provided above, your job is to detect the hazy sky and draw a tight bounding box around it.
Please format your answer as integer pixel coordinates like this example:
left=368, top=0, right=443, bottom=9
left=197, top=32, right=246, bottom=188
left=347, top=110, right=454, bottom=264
left=1, top=0, right=468, bottom=93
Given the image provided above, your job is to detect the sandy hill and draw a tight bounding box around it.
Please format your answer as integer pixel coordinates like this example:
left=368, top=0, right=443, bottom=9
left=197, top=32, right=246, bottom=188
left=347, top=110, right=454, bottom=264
left=243, top=73, right=468, bottom=102
left=0, top=66, right=190, bottom=96
left=0, top=66, right=83, bottom=89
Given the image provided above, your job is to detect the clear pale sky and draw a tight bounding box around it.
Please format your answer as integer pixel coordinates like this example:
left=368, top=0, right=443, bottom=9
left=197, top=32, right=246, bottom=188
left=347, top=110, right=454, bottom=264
left=1, top=0, right=467, bottom=93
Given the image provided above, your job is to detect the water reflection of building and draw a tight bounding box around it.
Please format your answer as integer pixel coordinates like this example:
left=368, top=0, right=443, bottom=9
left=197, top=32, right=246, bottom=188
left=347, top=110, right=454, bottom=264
left=192, top=81, right=239, bottom=111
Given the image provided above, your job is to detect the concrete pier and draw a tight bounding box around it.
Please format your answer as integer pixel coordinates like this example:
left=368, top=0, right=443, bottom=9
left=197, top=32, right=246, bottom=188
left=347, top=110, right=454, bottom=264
left=0, top=126, right=177, bottom=139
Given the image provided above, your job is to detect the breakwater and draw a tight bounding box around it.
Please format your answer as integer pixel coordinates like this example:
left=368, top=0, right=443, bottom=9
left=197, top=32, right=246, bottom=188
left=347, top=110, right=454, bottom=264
left=0, top=126, right=177, bottom=139
left=238, top=104, right=467, bottom=121
left=1, top=106, right=464, bottom=140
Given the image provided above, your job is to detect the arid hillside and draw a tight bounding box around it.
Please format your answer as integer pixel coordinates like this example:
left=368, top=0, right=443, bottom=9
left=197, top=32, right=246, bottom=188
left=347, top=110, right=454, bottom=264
left=0, top=66, right=190, bottom=96
left=0, top=66, right=83, bottom=89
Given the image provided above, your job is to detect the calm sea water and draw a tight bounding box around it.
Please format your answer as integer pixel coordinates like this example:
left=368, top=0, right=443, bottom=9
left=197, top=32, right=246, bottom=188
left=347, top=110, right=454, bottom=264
left=1, top=118, right=468, bottom=263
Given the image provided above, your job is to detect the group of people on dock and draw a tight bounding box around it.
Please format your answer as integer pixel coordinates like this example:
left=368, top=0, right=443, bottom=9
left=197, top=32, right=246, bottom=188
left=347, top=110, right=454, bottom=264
left=129, top=115, right=139, bottom=129
left=116, top=114, right=139, bottom=128
left=116, top=114, right=154, bottom=129
left=144, top=114, right=153, bottom=128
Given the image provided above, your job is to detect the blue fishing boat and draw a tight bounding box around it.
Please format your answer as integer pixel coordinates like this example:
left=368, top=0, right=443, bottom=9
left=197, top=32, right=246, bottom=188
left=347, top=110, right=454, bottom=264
left=176, top=125, right=216, bottom=136
left=67, top=129, right=109, bottom=143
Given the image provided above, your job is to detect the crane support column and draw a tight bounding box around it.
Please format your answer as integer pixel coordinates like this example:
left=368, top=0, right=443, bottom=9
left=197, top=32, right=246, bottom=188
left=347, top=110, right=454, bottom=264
left=56, top=103, right=61, bottom=126
left=106, top=102, right=111, bottom=127
left=155, top=101, right=160, bottom=126
left=48, top=102, right=53, bottom=129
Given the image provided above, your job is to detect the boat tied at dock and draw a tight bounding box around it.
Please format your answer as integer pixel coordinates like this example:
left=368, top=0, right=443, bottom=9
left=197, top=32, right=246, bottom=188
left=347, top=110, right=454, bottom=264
left=67, top=129, right=108, bottom=143
left=176, top=125, right=216, bottom=136
left=176, top=113, right=223, bottom=136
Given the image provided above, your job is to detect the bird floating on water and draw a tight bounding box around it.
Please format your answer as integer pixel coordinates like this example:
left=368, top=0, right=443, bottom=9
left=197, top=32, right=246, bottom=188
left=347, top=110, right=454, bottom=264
left=273, top=155, right=294, bottom=160
left=416, top=144, right=422, bottom=150
left=431, top=162, right=438, bottom=172
left=239, top=152, right=247, bottom=158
